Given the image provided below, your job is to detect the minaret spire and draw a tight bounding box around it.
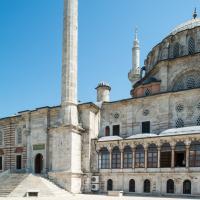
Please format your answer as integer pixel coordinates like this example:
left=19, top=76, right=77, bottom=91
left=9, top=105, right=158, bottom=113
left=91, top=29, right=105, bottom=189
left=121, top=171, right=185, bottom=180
left=128, top=28, right=141, bottom=87
left=61, top=0, right=78, bottom=125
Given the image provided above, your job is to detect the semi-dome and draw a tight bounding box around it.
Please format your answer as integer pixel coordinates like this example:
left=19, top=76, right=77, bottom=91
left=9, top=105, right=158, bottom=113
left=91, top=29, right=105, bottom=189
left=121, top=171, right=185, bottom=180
left=170, top=18, right=200, bottom=35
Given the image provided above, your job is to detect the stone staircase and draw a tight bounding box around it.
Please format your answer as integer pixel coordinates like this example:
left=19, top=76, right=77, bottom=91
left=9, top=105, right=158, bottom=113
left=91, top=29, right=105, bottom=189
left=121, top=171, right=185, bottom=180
left=0, top=173, right=28, bottom=197
left=8, top=173, right=72, bottom=197
left=0, top=172, right=72, bottom=197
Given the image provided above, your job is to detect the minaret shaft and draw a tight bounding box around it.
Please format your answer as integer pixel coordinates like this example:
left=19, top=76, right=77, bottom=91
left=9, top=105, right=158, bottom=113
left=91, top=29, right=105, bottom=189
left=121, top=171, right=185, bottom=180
left=61, top=0, right=78, bottom=125
left=128, top=29, right=141, bottom=87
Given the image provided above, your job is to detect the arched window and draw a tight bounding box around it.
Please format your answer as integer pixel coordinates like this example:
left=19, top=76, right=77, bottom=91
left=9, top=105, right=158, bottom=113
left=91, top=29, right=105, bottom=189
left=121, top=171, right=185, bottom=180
left=167, top=179, right=174, bottom=193
left=112, top=147, right=121, bottom=169
left=0, top=131, right=3, bottom=146
left=173, top=43, right=180, bottom=58
left=183, top=180, right=191, bottom=194
left=189, top=141, right=200, bottom=167
left=176, top=118, right=184, bottom=128
left=105, top=126, right=110, bottom=136
left=107, top=179, right=113, bottom=191
left=129, top=179, right=135, bottom=192
left=160, top=143, right=171, bottom=168
left=135, top=145, right=144, bottom=168
left=123, top=146, right=132, bottom=168
left=148, top=144, right=158, bottom=168
left=175, top=142, right=186, bottom=167
left=144, top=179, right=150, bottom=193
left=16, top=128, right=22, bottom=145
left=99, top=148, right=110, bottom=169
left=188, top=37, right=195, bottom=55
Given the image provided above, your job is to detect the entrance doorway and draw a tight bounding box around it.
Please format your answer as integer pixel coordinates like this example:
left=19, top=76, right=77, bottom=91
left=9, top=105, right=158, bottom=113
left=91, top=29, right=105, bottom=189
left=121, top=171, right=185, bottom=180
left=35, top=154, right=43, bottom=174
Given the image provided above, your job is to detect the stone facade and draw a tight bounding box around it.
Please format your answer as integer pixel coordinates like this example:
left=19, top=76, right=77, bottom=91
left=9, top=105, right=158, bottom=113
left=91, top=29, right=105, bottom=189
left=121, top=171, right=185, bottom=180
left=1, top=0, right=200, bottom=197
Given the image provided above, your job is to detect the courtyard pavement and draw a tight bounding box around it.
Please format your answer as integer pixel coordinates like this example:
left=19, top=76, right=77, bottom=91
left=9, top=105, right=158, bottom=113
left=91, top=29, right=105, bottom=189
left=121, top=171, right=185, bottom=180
left=1, top=194, right=198, bottom=200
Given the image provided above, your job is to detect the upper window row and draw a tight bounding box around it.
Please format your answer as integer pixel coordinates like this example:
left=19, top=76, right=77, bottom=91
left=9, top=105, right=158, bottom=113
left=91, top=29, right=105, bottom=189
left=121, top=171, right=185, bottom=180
left=173, top=37, right=195, bottom=58
left=105, top=125, right=120, bottom=136
left=105, top=122, right=151, bottom=136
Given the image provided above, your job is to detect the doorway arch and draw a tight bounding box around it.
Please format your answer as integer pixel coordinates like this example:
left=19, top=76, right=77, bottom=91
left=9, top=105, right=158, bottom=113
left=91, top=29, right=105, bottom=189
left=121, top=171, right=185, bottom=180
left=35, top=154, right=43, bottom=174
left=107, top=179, right=113, bottom=191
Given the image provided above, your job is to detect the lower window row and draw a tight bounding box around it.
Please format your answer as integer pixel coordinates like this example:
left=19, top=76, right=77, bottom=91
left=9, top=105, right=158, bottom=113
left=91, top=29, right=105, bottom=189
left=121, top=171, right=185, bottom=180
left=107, top=179, right=192, bottom=194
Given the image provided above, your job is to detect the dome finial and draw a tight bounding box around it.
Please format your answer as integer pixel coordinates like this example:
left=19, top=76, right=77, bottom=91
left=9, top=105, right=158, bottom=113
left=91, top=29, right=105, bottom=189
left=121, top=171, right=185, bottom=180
left=193, top=8, right=197, bottom=19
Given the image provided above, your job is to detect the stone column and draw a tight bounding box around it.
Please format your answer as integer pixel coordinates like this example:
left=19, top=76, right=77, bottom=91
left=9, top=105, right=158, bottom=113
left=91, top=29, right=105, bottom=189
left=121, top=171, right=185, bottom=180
left=61, top=0, right=78, bottom=126
left=145, top=147, right=148, bottom=169
left=186, top=145, right=190, bottom=168
left=121, top=150, right=123, bottom=169
left=171, top=146, right=175, bottom=168
left=109, top=149, right=112, bottom=169
left=157, top=146, right=161, bottom=168
left=132, top=147, right=135, bottom=169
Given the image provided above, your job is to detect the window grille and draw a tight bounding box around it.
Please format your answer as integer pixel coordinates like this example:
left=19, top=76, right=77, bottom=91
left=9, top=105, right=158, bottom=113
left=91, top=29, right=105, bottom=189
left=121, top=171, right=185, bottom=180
left=144, top=89, right=151, bottom=96
left=99, top=148, right=110, bottom=169
left=186, top=77, right=196, bottom=89
left=16, top=128, right=22, bottom=145
left=175, top=118, right=184, bottom=128
left=135, top=145, right=145, bottom=168
left=112, top=147, right=121, bottom=169
left=173, top=43, right=180, bottom=58
left=188, top=37, right=195, bottom=55
left=123, top=146, right=132, bottom=168
left=0, top=131, right=3, bottom=146
left=147, top=144, right=158, bottom=168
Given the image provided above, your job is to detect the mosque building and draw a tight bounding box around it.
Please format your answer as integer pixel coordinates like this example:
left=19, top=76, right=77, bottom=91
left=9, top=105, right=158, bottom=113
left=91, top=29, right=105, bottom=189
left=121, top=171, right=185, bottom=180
left=0, top=0, right=200, bottom=196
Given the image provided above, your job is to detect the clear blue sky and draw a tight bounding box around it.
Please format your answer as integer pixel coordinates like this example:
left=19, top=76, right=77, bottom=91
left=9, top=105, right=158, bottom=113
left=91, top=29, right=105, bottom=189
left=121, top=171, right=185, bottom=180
left=0, top=0, right=199, bottom=118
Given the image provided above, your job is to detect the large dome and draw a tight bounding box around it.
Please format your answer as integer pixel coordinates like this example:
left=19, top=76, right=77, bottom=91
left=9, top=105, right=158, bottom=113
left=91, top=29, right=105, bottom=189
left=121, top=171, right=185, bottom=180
left=170, top=17, right=200, bottom=35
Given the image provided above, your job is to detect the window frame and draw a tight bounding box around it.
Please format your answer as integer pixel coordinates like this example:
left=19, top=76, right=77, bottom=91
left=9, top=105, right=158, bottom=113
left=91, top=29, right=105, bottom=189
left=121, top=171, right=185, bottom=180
left=16, top=154, right=22, bottom=170
left=112, top=125, right=120, bottom=136
left=188, top=37, right=195, bottom=55
left=16, top=128, right=23, bottom=146
left=111, top=147, right=121, bottom=169
left=99, top=148, right=110, bottom=169
left=142, top=121, right=150, bottom=134
left=147, top=144, right=158, bottom=168
left=123, top=146, right=133, bottom=168
left=135, top=145, right=145, bottom=168
left=105, top=126, right=110, bottom=136
left=0, top=130, right=4, bottom=147
left=0, top=156, right=3, bottom=171
left=189, top=141, right=200, bottom=167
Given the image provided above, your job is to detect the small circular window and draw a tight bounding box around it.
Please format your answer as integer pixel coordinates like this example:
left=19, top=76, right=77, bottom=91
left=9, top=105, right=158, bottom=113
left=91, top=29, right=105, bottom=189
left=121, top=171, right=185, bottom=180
left=176, top=104, right=184, bottom=112
left=143, top=109, right=150, bottom=116
left=114, top=113, right=119, bottom=119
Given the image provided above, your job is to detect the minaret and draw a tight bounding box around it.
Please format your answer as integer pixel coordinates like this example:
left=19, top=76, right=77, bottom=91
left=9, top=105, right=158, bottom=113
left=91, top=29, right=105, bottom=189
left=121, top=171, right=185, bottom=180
left=61, top=0, right=78, bottom=126
left=128, top=28, right=141, bottom=87
left=50, top=0, right=82, bottom=194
